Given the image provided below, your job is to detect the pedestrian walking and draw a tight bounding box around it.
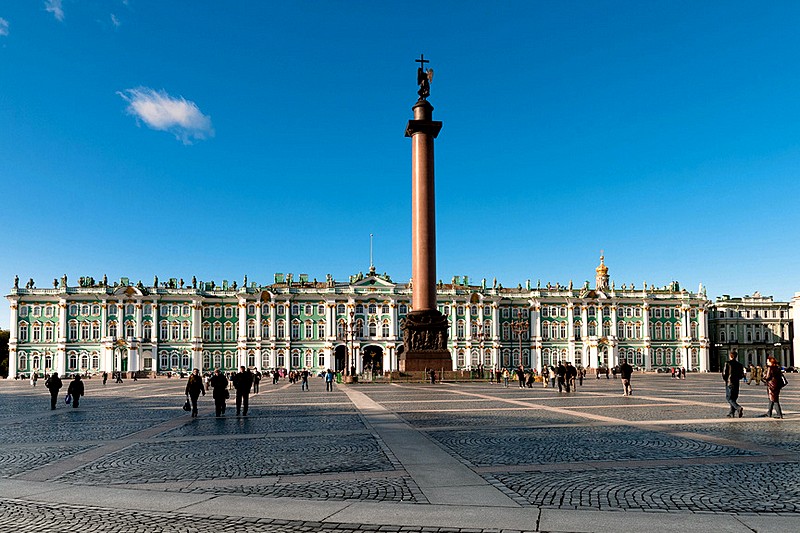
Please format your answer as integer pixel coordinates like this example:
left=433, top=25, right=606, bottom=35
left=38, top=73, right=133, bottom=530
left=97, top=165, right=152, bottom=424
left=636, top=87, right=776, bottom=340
left=566, top=362, right=577, bottom=392
left=67, top=374, right=84, bottom=408
left=556, top=362, right=567, bottom=392
left=32, top=373, right=38, bottom=387
left=429, top=369, right=436, bottom=384
left=619, top=359, right=633, bottom=396
left=761, top=357, right=785, bottom=419
left=325, top=369, right=335, bottom=391
left=233, top=366, right=254, bottom=416
left=45, top=372, right=62, bottom=410
left=516, top=365, right=526, bottom=389
left=722, top=351, right=744, bottom=418
left=549, top=366, right=556, bottom=389
left=209, top=369, right=229, bottom=417
left=253, top=371, right=261, bottom=393
left=542, top=365, right=549, bottom=388
left=502, top=368, right=509, bottom=388
left=185, top=368, right=205, bottom=417
left=301, top=368, right=310, bottom=391
left=102, top=371, right=108, bottom=386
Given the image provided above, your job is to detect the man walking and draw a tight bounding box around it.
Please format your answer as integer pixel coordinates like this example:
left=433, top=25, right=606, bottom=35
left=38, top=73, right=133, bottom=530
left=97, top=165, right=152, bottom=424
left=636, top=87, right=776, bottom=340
left=723, top=351, right=745, bottom=418
left=300, top=368, right=310, bottom=391
left=556, top=362, right=567, bottom=392
left=102, top=371, right=108, bottom=386
left=45, top=372, right=62, bottom=410
left=233, top=366, right=254, bottom=416
left=325, top=369, right=335, bottom=391
left=619, top=359, right=633, bottom=396
left=210, top=369, right=228, bottom=417
left=67, top=374, right=85, bottom=408
left=185, top=368, right=205, bottom=417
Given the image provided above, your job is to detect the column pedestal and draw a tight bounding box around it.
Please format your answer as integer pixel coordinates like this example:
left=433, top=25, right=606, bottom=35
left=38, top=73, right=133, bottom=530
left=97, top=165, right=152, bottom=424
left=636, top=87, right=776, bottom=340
left=400, top=310, right=451, bottom=372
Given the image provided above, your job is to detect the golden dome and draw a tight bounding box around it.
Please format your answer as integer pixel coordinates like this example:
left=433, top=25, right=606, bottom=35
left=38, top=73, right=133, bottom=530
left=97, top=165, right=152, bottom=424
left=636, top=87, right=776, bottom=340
left=596, top=254, right=608, bottom=275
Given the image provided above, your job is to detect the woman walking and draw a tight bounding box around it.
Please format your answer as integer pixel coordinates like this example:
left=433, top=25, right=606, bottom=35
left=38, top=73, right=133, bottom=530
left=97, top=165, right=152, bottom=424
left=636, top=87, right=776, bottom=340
left=762, top=357, right=785, bottom=419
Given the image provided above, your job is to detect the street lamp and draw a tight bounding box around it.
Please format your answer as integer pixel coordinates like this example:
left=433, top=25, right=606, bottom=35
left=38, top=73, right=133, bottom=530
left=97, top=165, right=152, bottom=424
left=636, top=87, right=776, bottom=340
left=473, top=323, right=485, bottom=379
left=344, top=311, right=358, bottom=383
left=510, top=319, right=528, bottom=369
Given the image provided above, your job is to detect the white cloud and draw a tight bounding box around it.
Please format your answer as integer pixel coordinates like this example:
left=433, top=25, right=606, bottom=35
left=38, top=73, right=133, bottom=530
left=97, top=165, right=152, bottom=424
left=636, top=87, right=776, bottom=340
left=0, top=18, right=9, bottom=36
left=118, top=87, right=214, bottom=144
left=45, top=0, right=64, bottom=22
left=110, top=14, right=120, bottom=27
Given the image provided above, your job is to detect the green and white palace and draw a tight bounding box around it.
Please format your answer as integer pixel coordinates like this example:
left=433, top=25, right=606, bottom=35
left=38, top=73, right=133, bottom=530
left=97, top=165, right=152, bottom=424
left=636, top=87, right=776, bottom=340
left=6, top=256, right=730, bottom=378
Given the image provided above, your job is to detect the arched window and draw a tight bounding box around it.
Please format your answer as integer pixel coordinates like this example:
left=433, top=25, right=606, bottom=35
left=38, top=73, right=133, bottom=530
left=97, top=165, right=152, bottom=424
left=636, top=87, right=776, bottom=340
left=247, top=320, right=256, bottom=339
left=80, top=352, right=89, bottom=369
left=456, top=320, right=465, bottom=338
left=248, top=351, right=256, bottom=368
left=18, top=353, right=27, bottom=371
left=542, top=348, right=550, bottom=366
left=224, top=323, right=233, bottom=341
left=588, top=321, right=597, bottom=336
left=276, top=350, right=285, bottom=368
left=291, top=350, right=301, bottom=369
left=109, top=321, right=118, bottom=338
left=691, top=348, right=698, bottom=367
left=261, top=350, right=271, bottom=369
left=262, top=320, right=270, bottom=338
left=213, top=323, right=222, bottom=341
left=382, top=321, right=390, bottom=338
left=502, top=349, right=510, bottom=367
left=337, top=304, right=345, bottom=314
left=574, top=349, right=583, bottom=366
left=368, top=321, right=377, bottom=337
left=368, top=303, right=377, bottom=314
left=690, top=322, right=698, bottom=340
left=203, top=351, right=211, bottom=371
left=126, top=321, right=136, bottom=338
left=502, top=323, right=510, bottom=340
left=213, top=351, right=222, bottom=369
left=291, top=321, right=300, bottom=340
left=170, top=352, right=180, bottom=368
left=522, top=349, right=530, bottom=367
left=617, top=322, right=625, bottom=339
left=305, top=350, right=313, bottom=368
left=484, top=349, right=492, bottom=366
left=182, top=321, right=190, bottom=340
left=559, top=323, right=567, bottom=339
left=248, top=304, right=255, bottom=315
left=32, top=322, right=42, bottom=342
left=44, top=353, right=53, bottom=370
left=602, top=322, right=611, bottom=337
left=305, top=321, right=313, bottom=339
left=399, top=304, right=408, bottom=314
left=277, top=320, right=286, bottom=338
left=68, top=352, right=77, bottom=370
left=457, top=350, right=465, bottom=367
left=224, top=352, right=234, bottom=369
left=160, top=352, right=169, bottom=369
left=655, top=323, right=663, bottom=340
left=91, top=353, right=100, bottom=369
left=337, top=320, right=345, bottom=338
left=18, top=322, right=28, bottom=342
left=318, top=321, right=326, bottom=339
left=126, top=304, right=135, bottom=316
left=355, top=304, right=364, bottom=314
left=69, top=321, right=78, bottom=341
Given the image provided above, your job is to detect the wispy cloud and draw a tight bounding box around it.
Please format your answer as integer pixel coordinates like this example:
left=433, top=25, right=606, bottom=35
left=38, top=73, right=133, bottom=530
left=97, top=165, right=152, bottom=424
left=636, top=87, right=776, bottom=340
left=45, top=0, right=64, bottom=21
left=110, top=13, right=120, bottom=28
left=0, top=18, right=9, bottom=36
left=118, top=87, right=214, bottom=144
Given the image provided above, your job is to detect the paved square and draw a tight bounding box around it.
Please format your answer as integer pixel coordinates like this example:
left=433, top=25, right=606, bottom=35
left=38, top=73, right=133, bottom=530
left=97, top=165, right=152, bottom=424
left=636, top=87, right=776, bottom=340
left=1, top=373, right=799, bottom=532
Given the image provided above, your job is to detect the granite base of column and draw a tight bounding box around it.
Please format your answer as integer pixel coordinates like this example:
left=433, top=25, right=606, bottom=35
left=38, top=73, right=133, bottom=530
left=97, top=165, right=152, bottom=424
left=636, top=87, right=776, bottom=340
left=399, top=310, right=452, bottom=372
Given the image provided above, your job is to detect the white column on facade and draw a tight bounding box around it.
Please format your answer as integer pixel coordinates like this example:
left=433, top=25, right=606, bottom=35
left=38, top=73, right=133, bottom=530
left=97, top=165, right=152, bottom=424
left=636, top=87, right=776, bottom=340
left=237, top=298, right=247, bottom=368
left=465, top=305, right=472, bottom=342
left=793, top=294, right=800, bottom=368
left=642, top=304, right=651, bottom=369
left=270, top=303, right=277, bottom=339
left=531, top=303, right=541, bottom=372
left=567, top=305, right=575, bottom=339
left=492, top=304, right=500, bottom=338
left=135, top=300, right=143, bottom=338
left=58, top=299, right=67, bottom=342
left=116, top=303, right=124, bottom=372
left=8, top=300, right=18, bottom=377
left=581, top=306, right=589, bottom=339
left=389, top=303, right=397, bottom=337
left=449, top=301, right=457, bottom=345
left=151, top=300, right=160, bottom=372
left=255, top=301, right=263, bottom=341
left=101, top=301, right=108, bottom=339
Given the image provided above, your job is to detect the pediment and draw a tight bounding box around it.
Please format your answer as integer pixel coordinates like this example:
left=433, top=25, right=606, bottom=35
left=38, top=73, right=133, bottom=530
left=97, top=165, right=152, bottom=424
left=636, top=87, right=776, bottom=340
left=352, top=276, right=395, bottom=288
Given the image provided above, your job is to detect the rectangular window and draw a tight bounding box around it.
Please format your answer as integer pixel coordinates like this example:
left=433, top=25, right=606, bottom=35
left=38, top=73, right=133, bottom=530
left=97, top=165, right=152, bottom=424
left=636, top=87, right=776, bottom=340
left=214, top=307, right=222, bottom=318
left=225, top=307, right=233, bottom=318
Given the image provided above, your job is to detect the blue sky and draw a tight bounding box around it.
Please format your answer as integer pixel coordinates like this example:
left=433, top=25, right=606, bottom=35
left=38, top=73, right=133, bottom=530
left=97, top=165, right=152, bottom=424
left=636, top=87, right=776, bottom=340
left=2, top=1, right=799, bottom=328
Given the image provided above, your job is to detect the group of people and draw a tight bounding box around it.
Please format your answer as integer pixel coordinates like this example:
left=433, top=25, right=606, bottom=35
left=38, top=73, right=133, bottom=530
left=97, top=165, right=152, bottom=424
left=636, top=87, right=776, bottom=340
left=723, top=351, right=786, bottom=419
left=44, top=372, right=85, bottom=409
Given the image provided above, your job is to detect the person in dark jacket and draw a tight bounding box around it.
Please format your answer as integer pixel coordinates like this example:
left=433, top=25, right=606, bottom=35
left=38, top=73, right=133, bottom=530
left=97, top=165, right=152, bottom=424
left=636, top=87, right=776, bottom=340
left=722, top=351, right=745, bottom=418
left=233, top=366, right=254, bottom=416
left=762, top=357, right=785, bottom=419
left=209, top=369, right=229, bottom=417
left=566, top=362, right=578, bottom=392
left=619, top=359, right=633, bottom=396
left=185, top=368, right=205, bottom=417
left=67, top=374, right=85, bottom=408
left=45, top=372, right=63, bottom=410
left=556, top=362, right=567, bottom=392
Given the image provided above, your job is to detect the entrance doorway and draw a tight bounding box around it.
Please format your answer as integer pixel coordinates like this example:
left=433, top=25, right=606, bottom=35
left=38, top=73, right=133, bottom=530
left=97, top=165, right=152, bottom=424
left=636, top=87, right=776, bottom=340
left=362, top=345, right=384, bottom=375
left=334, top=345, right=346, bottom=372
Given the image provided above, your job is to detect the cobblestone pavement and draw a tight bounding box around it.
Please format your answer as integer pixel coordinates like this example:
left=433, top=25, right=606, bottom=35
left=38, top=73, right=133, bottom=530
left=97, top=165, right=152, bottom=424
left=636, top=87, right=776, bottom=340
left=1, top=373, right=800, bottom=531
left=491, top=462, right=800, bottom=512
left=0, top=499, right=535, bottom=533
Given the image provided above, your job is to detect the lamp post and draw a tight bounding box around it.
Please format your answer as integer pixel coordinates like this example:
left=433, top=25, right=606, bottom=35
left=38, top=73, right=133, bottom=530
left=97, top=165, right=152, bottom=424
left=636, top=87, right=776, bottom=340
left=473, top=323, right=484, bottom=379
left=510, top=319, right=528, bottom=369
left=344, top=311, right=358, bottom=383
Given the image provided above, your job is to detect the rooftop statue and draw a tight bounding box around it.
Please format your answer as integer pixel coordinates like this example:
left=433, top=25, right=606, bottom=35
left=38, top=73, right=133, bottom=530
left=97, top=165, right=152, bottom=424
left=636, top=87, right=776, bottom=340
left=416, top=54, right=434, bottom=100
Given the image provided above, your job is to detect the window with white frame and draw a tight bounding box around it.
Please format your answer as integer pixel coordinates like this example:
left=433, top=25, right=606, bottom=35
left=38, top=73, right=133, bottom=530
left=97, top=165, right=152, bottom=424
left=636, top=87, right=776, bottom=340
left=68, top=321, right=78, bottom=341
left=224, top=323, right=233, bottom=341
left=182, top=321, right=190, bottom=340
left=213, top=307, right=222, bottom=318
left=305, top=321, right=313, bottom=339
left=305, top=304, right=313, bottom=315
left=247, top=320, right=256, bottom=339
left=277, top=320, right=285, bottom=338
left=399, top=304, right=408, bottom=314
left=382, top=321, right=390, bottom=338
left=142, top=322, right=151, bottom=341
left=203, top=323, right=211, bottom=340
left=369, top=321, right=377, bottom=337
left=317, top=321, right=326, bottom=338
left=171, top=322, right=180, bottom=340
left=214, top=323, right=222, bottom=341
left=69, top=305, right=78, bottom=316
left=337, top=304, right=345, bottom=314
left=203, top=307, right=211, bottom=318
left=125, top=322, right=135, bottom=338
left=262, top=320, right=270, bottom=337
left=224, top=307, right=233, bottom=318
left=291, top=322, right=300, bottom=340
left=292, top=304, right=300, bottom=315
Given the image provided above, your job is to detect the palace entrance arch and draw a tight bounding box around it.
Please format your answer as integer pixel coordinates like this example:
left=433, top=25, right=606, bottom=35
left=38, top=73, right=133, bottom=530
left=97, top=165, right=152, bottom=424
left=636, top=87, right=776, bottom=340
left=334, top=345, right=346, bottom=373
left=362, top=345, right=384, bottom=375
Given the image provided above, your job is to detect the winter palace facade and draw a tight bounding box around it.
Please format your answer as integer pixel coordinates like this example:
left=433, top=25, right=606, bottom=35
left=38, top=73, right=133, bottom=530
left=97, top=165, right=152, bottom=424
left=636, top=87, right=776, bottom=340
left=7, top=257, right=754, bottom=378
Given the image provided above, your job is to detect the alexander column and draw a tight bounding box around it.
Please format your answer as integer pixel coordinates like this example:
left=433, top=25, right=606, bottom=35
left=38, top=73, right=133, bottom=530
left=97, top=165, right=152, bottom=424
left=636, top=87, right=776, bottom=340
left=400, top=55, right=452, bottom=373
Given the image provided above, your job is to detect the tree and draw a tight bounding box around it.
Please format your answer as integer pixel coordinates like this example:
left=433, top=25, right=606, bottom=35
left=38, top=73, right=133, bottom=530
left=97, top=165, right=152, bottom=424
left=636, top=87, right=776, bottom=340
left=0, top=329, right=8, bottom=378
